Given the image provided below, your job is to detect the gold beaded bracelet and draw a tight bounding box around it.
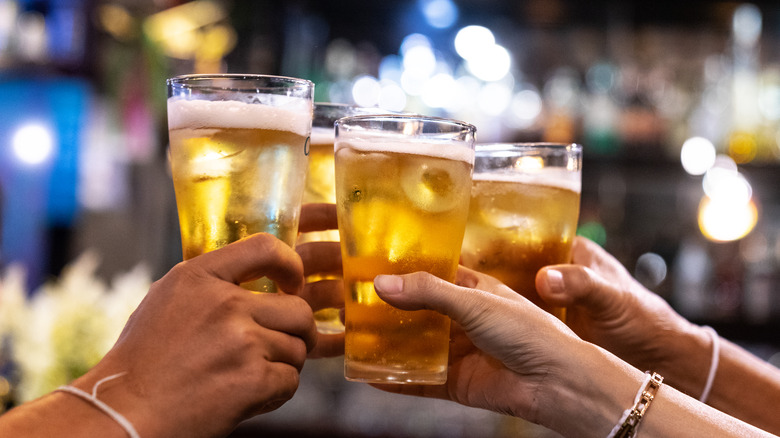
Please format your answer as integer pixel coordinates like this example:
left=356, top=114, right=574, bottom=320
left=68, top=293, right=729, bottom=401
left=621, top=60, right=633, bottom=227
left=608, top=372, right=664, bottom=438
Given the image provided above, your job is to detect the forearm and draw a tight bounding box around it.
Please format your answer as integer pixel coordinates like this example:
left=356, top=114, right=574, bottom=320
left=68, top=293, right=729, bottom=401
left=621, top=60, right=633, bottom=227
left=0, top=392, right=128, bottom=438
left=538, top=340, right=777, bottom=438
left=659, top=324, right=780, bottom=434
left=705, top=336, right=780, bottom=434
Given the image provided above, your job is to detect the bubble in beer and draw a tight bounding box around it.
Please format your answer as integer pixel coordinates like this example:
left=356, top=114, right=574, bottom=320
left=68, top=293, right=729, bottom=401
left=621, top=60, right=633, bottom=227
left=401, top=162, right=467, bottom=213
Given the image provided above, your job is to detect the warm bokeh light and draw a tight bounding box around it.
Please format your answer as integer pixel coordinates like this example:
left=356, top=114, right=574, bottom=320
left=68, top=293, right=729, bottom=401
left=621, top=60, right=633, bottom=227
left=13, top=123, right=54, bottom=165
left=698, top=196, right=758, bottom=242
left=702, top=157, right=752, bottom=205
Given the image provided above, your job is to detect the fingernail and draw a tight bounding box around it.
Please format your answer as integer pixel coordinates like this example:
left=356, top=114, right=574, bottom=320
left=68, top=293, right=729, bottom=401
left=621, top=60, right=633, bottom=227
left=374, top=275, right=403, bottom=295
left=546, top=269, right=565, bottom=294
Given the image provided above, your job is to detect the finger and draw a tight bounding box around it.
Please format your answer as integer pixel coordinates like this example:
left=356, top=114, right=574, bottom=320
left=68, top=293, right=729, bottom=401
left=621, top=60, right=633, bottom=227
left=536, top=265, right=623, bottom=316
left=307, top=333, right=345, bottom=359
left=299, top=203, right=338, bottom=233
left=373, top=272, right=511, bottom=329
left=297, top=241, right=342, bottom=277
left=298, top=279, right=344, bottom=311
left=250, top=293, right=318, bottom=353
left=190, top=233, right=304, bottom=295
left=252, top=325, right=310, bottom=372
left=247, top=361, right=302, bottom=416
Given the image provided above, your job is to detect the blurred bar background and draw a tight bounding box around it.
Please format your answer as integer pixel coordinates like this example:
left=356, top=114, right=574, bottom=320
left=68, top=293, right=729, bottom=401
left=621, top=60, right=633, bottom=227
left=0, top=0, right=779, bottom=436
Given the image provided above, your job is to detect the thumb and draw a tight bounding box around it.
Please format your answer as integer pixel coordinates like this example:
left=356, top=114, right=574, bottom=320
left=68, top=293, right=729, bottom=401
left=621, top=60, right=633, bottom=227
left=536, top=265, right=622, bottom=317
left=374, top=272, right=503, bottom=328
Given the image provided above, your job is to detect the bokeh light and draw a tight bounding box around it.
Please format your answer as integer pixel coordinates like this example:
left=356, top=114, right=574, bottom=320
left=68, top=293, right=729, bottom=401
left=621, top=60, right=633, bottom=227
left=702, top=156, right=752, bottom=205
left=680, top=136, right=716, bottom=176
left=419, top=0, right=458, bottom=29
left=351, top=75, right=381, bottom=107
left=454, top=25, right=495, bottom=61
left=698, top=196, right=758, bottom=242
left=466, top=43, right=511, bottom=82
left=378, top=80, right=407, bottom=111
left=506, top=87, right=543, bottom=129
left=13, top=123, right=54, bottom=165
left=635, top=252, right=668, bottom=288
left=478, top=81, right=512, bottom=115
left=422, top=73, right=457, bottom=108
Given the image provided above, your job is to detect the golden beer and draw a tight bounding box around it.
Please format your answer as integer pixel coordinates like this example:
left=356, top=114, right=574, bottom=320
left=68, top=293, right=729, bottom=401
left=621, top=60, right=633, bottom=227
left=460, top=143, right=582, bottom=320
left=301, top=104, right=393, bottom=333
left=167, top=75, right=313, bottom=292
left=300, top=127, right=342, bottom=330
left=335, top=115, right=475, bottom=384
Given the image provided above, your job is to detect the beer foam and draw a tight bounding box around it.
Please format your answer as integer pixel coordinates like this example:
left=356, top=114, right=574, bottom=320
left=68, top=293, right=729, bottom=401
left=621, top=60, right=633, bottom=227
left=310, top=127, right=335, bottom=145
left=473, top=169, right=581, bottom=193
left=167, top=98, right=312, bottom=136
left=336, top=137, right=475, bottom=164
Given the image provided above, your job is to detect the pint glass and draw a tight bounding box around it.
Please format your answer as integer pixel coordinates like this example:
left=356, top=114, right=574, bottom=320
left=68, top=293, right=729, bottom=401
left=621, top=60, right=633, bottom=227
left=167, top=74, right=314, bottom=292
left=335, top=115, right=476, bottom=384
left=300, top=103, right=389, bottom=333
left=460, top=143, right=582, bottom=320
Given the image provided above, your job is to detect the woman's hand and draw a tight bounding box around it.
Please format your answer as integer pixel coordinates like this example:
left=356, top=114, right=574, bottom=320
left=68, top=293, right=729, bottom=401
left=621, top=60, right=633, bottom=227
left=371, top=267, right=583, bottom=424
left=534, top=237, right=707, bottom=392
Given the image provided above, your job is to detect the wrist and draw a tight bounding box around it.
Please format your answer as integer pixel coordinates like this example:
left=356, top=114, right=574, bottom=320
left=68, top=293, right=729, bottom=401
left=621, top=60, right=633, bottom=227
left=0, top=391, right=128, bottom=438
left=69, top=358, right=155, bottom=438
left=654, top=322, right=713, bottom=399
left=533, top=338, right=647, bottom=438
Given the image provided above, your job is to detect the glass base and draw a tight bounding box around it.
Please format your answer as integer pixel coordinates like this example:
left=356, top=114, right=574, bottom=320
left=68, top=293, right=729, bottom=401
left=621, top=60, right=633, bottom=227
left=344, top=362, right=447, bottom=385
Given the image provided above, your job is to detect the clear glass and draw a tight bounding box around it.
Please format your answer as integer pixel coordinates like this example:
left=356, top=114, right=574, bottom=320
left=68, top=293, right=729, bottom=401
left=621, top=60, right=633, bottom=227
left=166, top=74, right=314, bottom=292
left=460, top=143, right=582, bottom=321
left=300, top=103, right=394, bottom=333
left=335, top=115, right=476, bottom=384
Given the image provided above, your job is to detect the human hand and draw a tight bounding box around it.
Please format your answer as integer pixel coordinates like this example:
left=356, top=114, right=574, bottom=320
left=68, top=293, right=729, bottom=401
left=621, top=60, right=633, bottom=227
left=534, top=236, right=708, bottom=392
left=296, top=203, right=344, bottom=358
left=71, top=233, right=317, bottom=438
left=371, top=267, right=583, bottom=422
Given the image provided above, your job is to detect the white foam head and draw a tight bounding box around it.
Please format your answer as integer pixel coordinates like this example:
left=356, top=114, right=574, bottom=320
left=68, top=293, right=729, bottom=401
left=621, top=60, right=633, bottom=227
left=336, top=134, right=475, bottom=164
left=473, top=169, right=581, bottom=193
left=310, top=127, right=335, bottom=145
left=167, top=98, right=312, bottom=136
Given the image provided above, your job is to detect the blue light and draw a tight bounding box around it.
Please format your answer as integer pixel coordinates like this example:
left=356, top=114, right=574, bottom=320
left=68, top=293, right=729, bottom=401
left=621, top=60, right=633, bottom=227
left=419, top=0, right=458, bottom=29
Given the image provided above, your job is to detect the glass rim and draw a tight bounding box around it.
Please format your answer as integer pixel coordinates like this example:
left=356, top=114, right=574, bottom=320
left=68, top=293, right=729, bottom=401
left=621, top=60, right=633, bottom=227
left=166, top=73, right=314, bottom=90
left=334, top=114, right=476, bottom=133
left=476, top=142, right=582, bottom=152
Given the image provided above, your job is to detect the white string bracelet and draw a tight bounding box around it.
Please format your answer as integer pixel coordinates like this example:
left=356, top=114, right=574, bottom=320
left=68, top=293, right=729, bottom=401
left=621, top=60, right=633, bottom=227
left=699, top=325, right=720, bottom=403
left=56, top=372, right=140, bottom=438
left=607, top=371, right=663, bottom=438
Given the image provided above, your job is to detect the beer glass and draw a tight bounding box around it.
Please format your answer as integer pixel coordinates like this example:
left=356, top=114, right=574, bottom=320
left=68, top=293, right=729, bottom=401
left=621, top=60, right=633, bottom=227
left=300, top=104, right=390, bottom=333
left=335, top=115, right=476, bottom=384
left=460, top=143, right=582, bottom=320
left=167, top=74, right=314, bottom=292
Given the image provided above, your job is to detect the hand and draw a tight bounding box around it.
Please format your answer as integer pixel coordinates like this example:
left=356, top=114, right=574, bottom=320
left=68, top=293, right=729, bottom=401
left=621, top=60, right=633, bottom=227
left=534, top=236, right=707, bottom=391
left=71, top=233, right=317, bottom=438
left=296, top=203, right=344, bottom=358
left=371, top=267, right=582, bottom=423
